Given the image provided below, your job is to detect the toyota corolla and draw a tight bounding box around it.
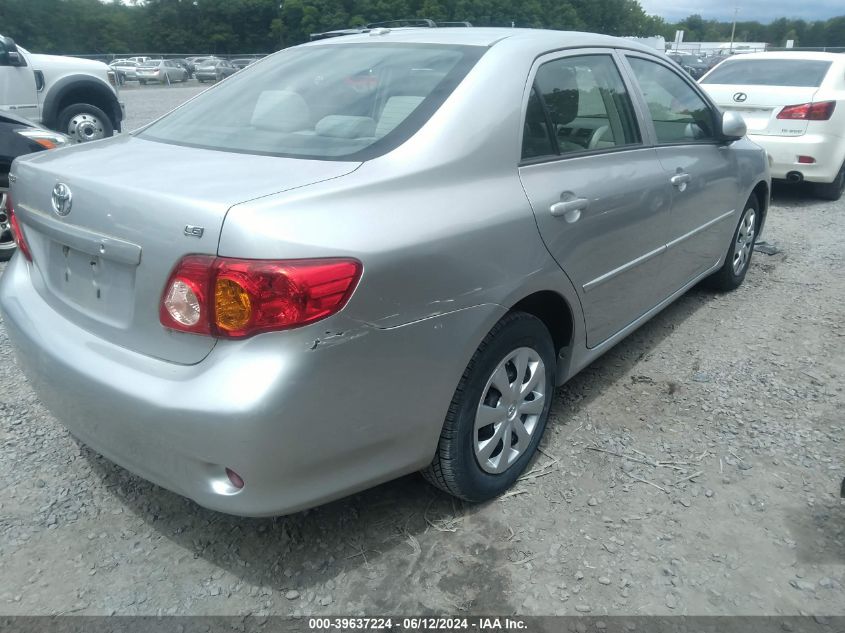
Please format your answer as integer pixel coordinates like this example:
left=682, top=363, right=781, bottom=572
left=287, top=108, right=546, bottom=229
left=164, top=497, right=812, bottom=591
left=0, top=29, right=770, bottom=516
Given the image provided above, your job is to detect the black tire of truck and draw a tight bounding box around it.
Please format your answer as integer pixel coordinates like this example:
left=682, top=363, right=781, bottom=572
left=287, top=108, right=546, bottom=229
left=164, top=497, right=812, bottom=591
left=56, top=103, right=115, bottom=144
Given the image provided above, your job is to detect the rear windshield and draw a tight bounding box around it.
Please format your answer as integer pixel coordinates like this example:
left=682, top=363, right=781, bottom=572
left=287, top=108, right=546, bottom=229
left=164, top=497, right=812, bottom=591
left=140, top=43, right=483, bottom=161
left=702, top=59, right=832, bottom=87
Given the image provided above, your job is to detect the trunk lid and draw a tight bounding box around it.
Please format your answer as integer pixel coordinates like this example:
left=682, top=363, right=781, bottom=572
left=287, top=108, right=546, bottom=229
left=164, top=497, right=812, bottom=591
left=11, top=134, right=359, bottom=364
left=705, top=84, right=821, bottom=137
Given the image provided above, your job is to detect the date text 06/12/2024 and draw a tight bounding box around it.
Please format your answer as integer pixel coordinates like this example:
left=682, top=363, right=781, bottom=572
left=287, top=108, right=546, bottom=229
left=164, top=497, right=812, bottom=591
left=307, top=618, right=528, bottom=630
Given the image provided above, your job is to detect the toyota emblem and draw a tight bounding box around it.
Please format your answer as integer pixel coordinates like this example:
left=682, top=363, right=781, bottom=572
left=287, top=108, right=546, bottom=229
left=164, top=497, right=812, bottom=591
left=733, top=92, right=748, bottom=103
left=51, top=183, right=72, bottom=216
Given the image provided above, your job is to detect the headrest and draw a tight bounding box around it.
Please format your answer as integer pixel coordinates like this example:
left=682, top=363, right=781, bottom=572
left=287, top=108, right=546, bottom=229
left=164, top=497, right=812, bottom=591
left=536, top=66, right=579, bottom=126
left=251, top=90, right=310, bottom=132
left=376, top=96, right=425, bottom=137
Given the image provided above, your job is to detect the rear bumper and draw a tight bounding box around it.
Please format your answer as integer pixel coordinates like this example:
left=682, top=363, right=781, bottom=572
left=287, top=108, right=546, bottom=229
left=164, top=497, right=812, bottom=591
left=0, top=255, right=502, bottom=516
left=749, top=132, right=845, bottom=183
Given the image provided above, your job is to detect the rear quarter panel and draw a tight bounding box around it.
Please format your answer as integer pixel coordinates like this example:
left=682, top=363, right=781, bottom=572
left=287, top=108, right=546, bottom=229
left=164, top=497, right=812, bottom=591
left=217, top=41, right=586, bottom=388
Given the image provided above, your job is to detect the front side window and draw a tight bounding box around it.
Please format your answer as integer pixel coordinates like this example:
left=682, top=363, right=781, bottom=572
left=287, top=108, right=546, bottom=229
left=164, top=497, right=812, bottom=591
left=628, top=57, right=716, bottom=144
left=522, top=54, right=641, bottom=160
left=140, top=43, right=484, bottom=160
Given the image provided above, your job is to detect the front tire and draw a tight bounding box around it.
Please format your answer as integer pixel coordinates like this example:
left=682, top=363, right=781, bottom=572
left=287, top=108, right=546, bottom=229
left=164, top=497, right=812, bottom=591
left=704, top=195, right=760, bottom=291
left=56, top=103, right=114, bottom=143
left=422, top=312, right=556, bottom=502
left=813, top=162, right=845, bottom=201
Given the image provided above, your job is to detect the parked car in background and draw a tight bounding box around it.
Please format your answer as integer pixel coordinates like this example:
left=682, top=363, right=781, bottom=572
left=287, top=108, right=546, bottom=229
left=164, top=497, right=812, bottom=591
left=170, top=58, right=193, bottom=78
left=109, top=59, right=139, bottom=83
left=231, top=58, right=258, bottom=70
left=310, top=18, right=472, bottom=40
left=0, top=110, right=68, bottom=259
left=127, top=56, right=151, bottom=64
left=186, top=56, right=219, bottom=68
left=668, top=53, right=710, bottom=79
left=704, top=53, right=729, bottom=72
left=701, top=51, right=845, bottom=200
left=0, top=34, right=123, bottom=143
left=0, top=29, right=769, bottom=517
left=195, top=59, right=236, bottom=82
left=136, top=59, right=189, bottom=85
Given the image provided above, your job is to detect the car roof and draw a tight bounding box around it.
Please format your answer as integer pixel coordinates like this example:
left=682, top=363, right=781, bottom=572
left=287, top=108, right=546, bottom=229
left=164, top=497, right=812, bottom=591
left=302, top=27, right=657, bottom=55
left=723, top=51, right=845, bottom=62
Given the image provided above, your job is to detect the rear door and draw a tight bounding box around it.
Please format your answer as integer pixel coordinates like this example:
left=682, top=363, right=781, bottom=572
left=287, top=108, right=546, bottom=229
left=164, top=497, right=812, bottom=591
left=518, top=49, right=673, bottom=348
left=700, top=58, right=833, bottom=137
left=623, top=53, right=740, bottom=291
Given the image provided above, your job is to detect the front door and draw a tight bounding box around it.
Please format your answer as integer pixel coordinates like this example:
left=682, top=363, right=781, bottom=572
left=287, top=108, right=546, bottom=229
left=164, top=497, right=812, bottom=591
left=518, top=51, right=673, bottom=348
left=0, top=42, right=39, bottom=121
left=624, top=54, right=741, bottom=289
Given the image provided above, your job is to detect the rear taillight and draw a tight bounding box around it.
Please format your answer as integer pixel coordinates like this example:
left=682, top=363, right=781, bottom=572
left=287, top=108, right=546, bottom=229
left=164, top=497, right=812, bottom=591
left=160, top=256, right=362, bottom=339
left=777, top=101, right=836, bottom=121
left=4, top=195, right=33, bottom=262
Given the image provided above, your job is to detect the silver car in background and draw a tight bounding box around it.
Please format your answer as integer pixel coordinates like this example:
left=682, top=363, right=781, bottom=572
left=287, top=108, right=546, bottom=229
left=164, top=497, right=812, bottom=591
left=136, top=59, right=188, bottom=84
left=108, top=59, right=139, bottom=82
left=0, top=29, right=769, bottom=516
left=195, top=59, right=237, bottom=82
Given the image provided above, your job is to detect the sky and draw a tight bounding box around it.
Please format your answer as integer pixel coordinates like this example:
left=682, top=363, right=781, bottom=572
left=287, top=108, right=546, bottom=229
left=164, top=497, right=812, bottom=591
left=638, top=0, right=845, bottom=23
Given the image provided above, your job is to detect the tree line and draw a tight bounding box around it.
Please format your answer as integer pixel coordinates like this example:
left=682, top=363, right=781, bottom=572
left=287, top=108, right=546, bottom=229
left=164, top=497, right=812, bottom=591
left=1, top=0, right=843, bottom=56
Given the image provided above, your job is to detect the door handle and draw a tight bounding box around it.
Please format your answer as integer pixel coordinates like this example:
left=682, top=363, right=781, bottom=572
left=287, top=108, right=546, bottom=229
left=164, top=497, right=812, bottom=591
left=550, top=197, right=590, bottom=222
left=670, top=172, right=692, bottom=189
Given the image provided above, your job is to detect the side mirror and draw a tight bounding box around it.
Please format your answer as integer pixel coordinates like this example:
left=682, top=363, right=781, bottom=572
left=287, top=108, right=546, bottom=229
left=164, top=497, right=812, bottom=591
left=720, top=111, right=747, bottom=142
left=0, top=36, right=24, bottom=67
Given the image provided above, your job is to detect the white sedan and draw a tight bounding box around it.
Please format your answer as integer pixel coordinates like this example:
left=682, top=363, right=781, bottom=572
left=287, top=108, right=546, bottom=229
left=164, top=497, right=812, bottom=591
left=701, top=52, right=845, bottom=200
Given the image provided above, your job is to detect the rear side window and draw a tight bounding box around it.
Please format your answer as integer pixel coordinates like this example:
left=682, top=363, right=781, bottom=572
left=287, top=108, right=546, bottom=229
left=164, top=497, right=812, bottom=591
left=627, top=57, right=716, bottom=145
left=141, top=43, right=483, bottom=161
left=521, top=54, right=641, bottom=160
left=702, top=60, right=832, bottom=87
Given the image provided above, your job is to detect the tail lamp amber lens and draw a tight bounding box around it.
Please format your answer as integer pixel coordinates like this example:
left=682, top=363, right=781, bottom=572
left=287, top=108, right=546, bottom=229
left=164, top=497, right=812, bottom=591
left=215, top=277, right=253, bottom=332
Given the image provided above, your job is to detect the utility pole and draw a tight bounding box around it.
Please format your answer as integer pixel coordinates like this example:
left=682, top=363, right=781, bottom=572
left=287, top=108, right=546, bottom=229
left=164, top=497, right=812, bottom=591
left=278, top=2, right=285, bottom=50
left=729, top=7, right=738, bottom=53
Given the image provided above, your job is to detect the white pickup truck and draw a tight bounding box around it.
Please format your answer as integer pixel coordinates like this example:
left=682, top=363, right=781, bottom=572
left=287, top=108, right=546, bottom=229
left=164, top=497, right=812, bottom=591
left=0, top=34, right=123, bottom=143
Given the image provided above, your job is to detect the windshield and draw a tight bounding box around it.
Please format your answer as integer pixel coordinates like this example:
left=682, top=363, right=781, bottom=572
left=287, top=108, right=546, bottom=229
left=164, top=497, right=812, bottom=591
left=140, top=43, right=483, bottom=161
left=702, top=59, right=832, bottom=87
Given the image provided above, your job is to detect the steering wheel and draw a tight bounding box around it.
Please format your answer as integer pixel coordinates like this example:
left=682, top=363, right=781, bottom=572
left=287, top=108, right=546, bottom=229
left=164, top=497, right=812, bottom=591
left=588, top=125, right=610, bottom=150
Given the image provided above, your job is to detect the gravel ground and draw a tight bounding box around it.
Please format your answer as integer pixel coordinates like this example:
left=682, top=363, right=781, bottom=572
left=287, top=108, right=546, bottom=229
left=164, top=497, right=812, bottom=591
left=119, top=82, right=207, bottom=133
left=0, top=86, right=843, bottom=616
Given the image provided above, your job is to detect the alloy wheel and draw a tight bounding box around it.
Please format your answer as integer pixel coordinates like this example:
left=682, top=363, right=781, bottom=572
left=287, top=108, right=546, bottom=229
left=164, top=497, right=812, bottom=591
left=732, top=206, right=756, bottom=276
left=474, top=347, right=546, bottom=474
left=0, top=190, right=14, bottom=253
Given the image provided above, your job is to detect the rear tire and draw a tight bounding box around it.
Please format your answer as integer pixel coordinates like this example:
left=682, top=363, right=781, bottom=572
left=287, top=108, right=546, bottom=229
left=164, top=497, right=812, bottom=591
left=813, top=162, right=845, bottom=201
left=422, top=312, right=556, bottom=502
left=704, top=195, right=760, bottom=292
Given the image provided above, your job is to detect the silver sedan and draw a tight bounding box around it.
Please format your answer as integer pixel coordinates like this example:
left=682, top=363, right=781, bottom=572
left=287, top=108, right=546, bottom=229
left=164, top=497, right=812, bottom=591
left=136, top=59, right=188, bottom=84
left=0, top=29, right=769, bottom=516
